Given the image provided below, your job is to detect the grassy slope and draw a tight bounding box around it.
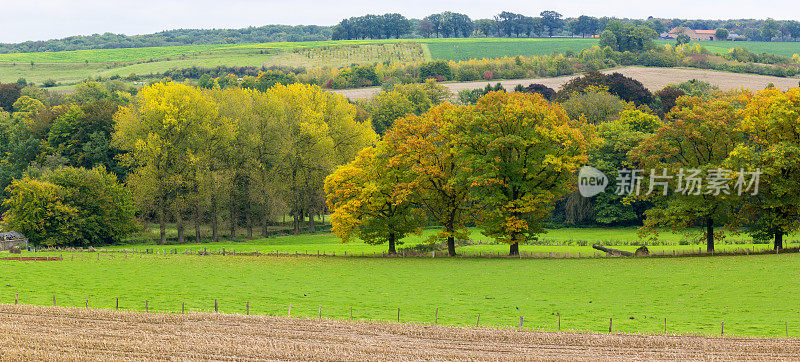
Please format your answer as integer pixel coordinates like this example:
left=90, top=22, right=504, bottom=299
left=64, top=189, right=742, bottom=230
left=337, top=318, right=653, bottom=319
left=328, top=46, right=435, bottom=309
left=2, top=251, right=798, bottom=337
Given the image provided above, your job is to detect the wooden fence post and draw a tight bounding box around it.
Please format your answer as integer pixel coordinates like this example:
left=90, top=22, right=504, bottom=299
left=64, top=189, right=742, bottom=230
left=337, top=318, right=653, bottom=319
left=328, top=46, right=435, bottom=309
left=288, top=304, right=292, bottom=317
left=53, top=295, right=56, bottom=306
left=85, top=298, right=88, bottom=308
left=246, top=301, right=249, bottom=315
left=145, top=300, right=149, bottom=313
left=215, top=299, right=218, bottom=313
left=721, top=321, right=724, bottom=336
left=182, top=302, right=185, bottom=314
left=476, top=314, right=480, bottom=327
left=518, top=316, right=523, bottom=329
left=609, top=317, right=613, bottom=333
left=664, top=318, right=667, bottom=334
left=558, top=313, right=561, bottom=331
left=350, top=307, right=353, bottom=319
left=15, top=293, right=18, bottom=305
left=397, top=308, right=400, bottom=323
left=435, top=308, right=438, bottom=325
left=318, top=306, right=322, bottom=319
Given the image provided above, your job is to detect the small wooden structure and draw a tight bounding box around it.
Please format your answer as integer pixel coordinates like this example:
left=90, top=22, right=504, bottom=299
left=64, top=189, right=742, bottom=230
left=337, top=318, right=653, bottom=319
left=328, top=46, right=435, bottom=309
left=1, top=231, right=28, bottom=251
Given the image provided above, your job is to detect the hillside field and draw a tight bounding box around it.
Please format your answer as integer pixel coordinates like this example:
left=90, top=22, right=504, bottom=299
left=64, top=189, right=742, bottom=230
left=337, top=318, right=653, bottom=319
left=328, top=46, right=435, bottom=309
left=3, top=38, right=800, bottom=87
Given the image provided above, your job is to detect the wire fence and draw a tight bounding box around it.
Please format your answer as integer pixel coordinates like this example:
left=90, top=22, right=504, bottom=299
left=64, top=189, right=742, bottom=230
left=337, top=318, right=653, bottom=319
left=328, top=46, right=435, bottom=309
left=4, top=296, right=797, bottom=339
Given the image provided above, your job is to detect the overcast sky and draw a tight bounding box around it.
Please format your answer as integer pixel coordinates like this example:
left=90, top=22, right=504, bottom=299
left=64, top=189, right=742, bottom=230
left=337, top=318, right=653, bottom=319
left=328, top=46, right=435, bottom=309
left=1, top=0, right=799, bottom=43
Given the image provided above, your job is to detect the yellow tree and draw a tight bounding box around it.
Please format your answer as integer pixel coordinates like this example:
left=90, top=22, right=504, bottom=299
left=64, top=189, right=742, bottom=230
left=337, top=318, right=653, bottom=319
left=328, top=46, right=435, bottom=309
left=325, top=144, right=424, bottom=254
left=456, top=91, right=593, bottom=255
left=727, top=88, right=800, bottom=250
left=631, top=92, right=749, bottom=252
left=384, top=103, right=471, bottom=256
left=268, top=83, right=375, bottom=235
left=114, top=82, right=234, bottom=244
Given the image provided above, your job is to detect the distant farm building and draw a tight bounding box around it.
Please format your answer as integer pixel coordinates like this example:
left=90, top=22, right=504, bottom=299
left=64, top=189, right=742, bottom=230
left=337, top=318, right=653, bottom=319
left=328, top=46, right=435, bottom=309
left=1, top=231, right=28, bottom=251
left=662, top=27, right=739, bottom=41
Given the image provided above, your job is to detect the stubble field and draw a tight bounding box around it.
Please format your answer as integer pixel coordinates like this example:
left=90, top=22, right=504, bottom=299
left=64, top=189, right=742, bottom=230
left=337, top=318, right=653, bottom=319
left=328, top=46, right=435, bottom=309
left=1, top=304, right=798, bottom=360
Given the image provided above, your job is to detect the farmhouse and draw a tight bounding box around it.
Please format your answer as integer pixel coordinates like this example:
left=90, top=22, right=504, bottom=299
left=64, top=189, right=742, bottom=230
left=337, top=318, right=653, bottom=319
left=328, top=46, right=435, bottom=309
left=0, top=231, right=28, bottom=251
left=664, top=27, right=727, bottom=41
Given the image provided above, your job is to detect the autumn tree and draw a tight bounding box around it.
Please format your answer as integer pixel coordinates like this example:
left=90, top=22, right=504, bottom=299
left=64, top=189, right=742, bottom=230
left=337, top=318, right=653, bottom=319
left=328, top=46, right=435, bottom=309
left=268, top=84, right=376, bottom=235
left=114, top=82, right=233, bottom=244
left=384, top=103, right=471, bottom=256
left=325, top=145, right=424, bottom=254
left=726, top=88, right=800, bottom=250
left=456, top=91, right=593, bottom=255
left=631, top=92, right=750, bottom=252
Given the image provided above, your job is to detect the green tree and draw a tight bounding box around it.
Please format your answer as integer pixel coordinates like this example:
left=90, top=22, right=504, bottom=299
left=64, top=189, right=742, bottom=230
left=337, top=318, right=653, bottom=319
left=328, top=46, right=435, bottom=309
left=456, top=92, right=593, bottom=255
left=2, top=166, right=137, bottom=247
left=715, top=28, right=729, bottom=40
left=113, top=82, right=230, bottom=244
left=761, top=19, right=780, bottom=41
left=631, top=92, right=749, bottom=252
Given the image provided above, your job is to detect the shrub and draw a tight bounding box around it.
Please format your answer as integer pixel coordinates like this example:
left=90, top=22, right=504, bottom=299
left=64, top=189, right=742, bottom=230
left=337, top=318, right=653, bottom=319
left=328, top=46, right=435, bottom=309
left=419, top=60, right=453, bottom=81
left=2, top=166, right=138, bottom=247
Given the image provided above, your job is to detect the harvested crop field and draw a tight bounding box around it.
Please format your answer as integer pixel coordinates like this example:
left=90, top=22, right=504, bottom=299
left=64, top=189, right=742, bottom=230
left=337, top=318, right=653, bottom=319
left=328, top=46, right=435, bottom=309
left=1, top=304, right=798, bottom=361
left=333, top=66, right=800, bottom=99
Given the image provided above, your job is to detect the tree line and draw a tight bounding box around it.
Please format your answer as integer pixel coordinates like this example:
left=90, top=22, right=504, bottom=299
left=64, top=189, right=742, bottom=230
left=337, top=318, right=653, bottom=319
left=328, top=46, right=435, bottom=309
left=2, top=75, right=800, bottom=253
left=327, top=74, right=800, bottom=255
left=4, top=14, right=800, bottom=54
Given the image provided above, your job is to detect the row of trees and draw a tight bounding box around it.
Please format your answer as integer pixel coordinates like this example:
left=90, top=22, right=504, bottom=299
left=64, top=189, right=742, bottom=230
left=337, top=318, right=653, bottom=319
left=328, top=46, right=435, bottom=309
left=0, top=80, right=375, bottom=246
left=327, top=79, right=800, bottom=255
left=113, top=82, right=375, bottom=244
left=326, top=91, right=592, bottom=256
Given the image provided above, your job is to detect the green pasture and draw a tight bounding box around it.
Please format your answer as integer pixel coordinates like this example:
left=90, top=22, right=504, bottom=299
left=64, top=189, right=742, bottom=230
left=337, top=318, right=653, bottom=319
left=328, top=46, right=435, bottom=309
left=2, top=249, right=798, bottom=337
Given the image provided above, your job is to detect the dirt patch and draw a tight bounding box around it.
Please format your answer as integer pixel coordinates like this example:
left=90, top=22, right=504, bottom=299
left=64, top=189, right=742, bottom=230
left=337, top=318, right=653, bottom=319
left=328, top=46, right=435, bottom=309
left=0, top=304, right=798, bottom=360
left=333, top=66, right=800, bottom=99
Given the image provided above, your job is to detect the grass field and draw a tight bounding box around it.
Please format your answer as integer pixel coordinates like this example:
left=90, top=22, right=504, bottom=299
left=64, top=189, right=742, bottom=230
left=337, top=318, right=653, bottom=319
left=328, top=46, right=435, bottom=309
left=3, top=305, right=798, bottom=360
left=3, top=37, right=800, bottom=87
left=1, top=248, right=798, bottom=337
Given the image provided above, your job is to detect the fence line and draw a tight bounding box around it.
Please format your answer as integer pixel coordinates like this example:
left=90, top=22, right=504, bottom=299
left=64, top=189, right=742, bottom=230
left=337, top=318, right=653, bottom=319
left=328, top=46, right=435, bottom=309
left=3, top=297, right=796, bottom=339
left=20, top=246, right=800, bottom=262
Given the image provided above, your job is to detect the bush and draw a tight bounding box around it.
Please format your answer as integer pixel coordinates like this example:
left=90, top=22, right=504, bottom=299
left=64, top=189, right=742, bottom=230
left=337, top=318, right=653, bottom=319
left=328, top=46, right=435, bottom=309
left=1, top=166, right=138, bottom=247
left=419, top=60, right=453, bottom=81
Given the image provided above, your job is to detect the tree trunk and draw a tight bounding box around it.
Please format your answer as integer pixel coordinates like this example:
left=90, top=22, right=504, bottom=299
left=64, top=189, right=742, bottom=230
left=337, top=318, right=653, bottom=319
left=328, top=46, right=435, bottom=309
left=388, top=233, right=396, bottom=254
left=293, top=210, right=300, bottom=236
left=211, top=196, right=219, bottom=243
left=307, top=211, right=316, bottom=233
left=262, top=209, right=270, bottom=238
left=775, top=230, right=784, bottom=251
left=229, top=202, right=236, bottom=240
left=194, top=205, right=202, bottom=244
left=158, top=209, right=166, bottom=245
left=176, top=212, right=185, bottom=244
left=246, top=206, right=253, bottom=239
left=706, top=217, right=714, bottom=253
left=447, top=236, right=456, bottom=256
left=509, top=242, right=519, bottom=256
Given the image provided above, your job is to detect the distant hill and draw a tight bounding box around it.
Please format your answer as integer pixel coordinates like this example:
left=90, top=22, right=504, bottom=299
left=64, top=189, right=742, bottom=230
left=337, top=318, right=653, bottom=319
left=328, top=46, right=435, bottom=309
left=0, top=25, right=333, bottom=54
